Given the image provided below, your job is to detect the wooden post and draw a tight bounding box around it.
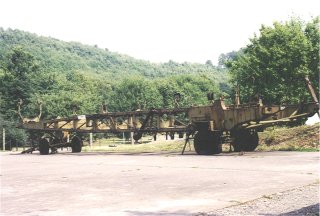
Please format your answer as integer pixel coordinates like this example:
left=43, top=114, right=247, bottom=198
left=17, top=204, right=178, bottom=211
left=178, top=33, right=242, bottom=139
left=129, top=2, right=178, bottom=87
left=305, top=75, right=318, bottom=103
left=2, top=128, right=5, bottom=151
left=129, top=116, right=134, bottom=145
left=130, top=132, right=134, bottom=145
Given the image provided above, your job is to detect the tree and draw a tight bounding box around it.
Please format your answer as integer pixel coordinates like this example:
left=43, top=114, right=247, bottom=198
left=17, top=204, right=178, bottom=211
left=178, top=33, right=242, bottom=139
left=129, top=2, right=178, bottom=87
left=218, top=51, right=238, bottom=68
left=154, top=74, right=222, bottom=109
left=205, top=60, right=213, bottom=67
left=226, top=17, right=319, bottom=104
left=110, top=77, right=163, bottom=112
left=304, top=16, right=320, bottom=83
left=0, top=46, right=40, bottom=119
left=37, top=71, right=108, bottom=118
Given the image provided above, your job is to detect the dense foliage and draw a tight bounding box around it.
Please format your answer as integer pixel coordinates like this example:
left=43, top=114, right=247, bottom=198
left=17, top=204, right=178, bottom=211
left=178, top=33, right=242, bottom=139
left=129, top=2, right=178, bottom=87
left=0, top=28, right=228, bottom=81
left=225, top=17, right=319, bottom=104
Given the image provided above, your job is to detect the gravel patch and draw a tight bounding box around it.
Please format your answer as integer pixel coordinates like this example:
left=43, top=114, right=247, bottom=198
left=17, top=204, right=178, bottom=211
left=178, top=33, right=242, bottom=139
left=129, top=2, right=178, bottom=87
left=198, top=183, right=319, bottom=216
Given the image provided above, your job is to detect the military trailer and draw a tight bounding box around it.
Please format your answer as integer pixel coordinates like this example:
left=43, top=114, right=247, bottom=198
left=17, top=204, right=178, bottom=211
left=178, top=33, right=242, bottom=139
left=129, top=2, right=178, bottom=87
left=19, top=76, right=319, bottom=155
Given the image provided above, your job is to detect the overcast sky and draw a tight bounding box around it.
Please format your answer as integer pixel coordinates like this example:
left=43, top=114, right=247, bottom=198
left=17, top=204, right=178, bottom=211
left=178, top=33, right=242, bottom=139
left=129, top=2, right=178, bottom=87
left=0, top=0, right=318, bottom=64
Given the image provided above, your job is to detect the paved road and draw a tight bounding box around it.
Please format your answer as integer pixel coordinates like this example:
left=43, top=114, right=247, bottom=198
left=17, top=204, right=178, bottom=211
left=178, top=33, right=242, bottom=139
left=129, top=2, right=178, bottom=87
left=1, top=151, right=319, bottom=216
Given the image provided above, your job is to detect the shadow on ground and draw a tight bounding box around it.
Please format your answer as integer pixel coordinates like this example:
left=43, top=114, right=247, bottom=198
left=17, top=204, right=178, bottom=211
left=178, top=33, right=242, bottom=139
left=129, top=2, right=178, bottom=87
left=205, top=204, right=320, bottom=216
left=278, top=203, right=320, bottom=216
left=10, top=151, right=251, bottom=157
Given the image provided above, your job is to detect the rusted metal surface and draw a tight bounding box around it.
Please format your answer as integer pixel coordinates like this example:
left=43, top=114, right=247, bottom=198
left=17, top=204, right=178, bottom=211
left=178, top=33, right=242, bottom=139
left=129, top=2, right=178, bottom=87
left=19, top=107, right=190, bottom=134
left=19, top=100, right=318, bottom=135
left=188, top=100, right=318, bottom=131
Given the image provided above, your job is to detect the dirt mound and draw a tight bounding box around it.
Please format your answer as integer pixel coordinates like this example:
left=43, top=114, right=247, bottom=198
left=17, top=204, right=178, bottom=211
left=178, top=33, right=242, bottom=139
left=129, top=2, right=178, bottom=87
left=257, top=124, right=319, bottom=151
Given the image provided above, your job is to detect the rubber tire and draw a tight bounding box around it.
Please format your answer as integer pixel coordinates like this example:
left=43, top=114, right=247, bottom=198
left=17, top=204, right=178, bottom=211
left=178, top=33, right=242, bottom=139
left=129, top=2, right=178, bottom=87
left=194, top=131, right=222, bottom=155
left=244, top=131, right=259, bottom=151
left=232, top=130, right=259, bottom=152
left=39, top=138, right=50, bottom=155
left=71, top=136, right=82, bottom=153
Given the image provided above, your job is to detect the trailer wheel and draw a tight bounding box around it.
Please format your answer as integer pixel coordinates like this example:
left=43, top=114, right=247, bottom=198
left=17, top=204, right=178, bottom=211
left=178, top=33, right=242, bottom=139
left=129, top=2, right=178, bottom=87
left=232, top=129, right=259, bottom=152
left=39, top=138, right=50, bottom=155
left=244, top=131, right=259, bottom=151
left=71, top=136, right=82, bottom=153
left=194, top=131, right=222, bottom=155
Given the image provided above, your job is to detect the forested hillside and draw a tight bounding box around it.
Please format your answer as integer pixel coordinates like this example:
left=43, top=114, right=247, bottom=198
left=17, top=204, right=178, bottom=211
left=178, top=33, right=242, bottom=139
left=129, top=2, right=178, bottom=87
left=0, top=28, right=228, bottom=142
left=0, top=28, right=227, bottom=80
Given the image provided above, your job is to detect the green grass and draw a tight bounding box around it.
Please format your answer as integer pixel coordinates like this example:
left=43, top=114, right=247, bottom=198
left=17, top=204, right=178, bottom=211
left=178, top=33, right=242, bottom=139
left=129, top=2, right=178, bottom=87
left=82, top=138, right=190, bottom=153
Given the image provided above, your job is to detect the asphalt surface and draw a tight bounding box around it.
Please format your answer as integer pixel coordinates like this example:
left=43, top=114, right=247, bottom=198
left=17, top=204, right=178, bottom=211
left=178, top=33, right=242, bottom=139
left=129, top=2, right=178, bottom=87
left=1, top=151, right=319, bottom=216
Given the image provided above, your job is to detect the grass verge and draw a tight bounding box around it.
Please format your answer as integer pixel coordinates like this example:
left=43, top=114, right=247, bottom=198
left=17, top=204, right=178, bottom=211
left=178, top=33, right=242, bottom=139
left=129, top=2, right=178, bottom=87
left=257, top=123, right=319, bottom=152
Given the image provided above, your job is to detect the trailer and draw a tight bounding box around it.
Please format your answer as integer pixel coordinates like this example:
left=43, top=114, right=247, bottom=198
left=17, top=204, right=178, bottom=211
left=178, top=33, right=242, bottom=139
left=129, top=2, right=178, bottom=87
left=19, top=76, right=319, bottom=155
